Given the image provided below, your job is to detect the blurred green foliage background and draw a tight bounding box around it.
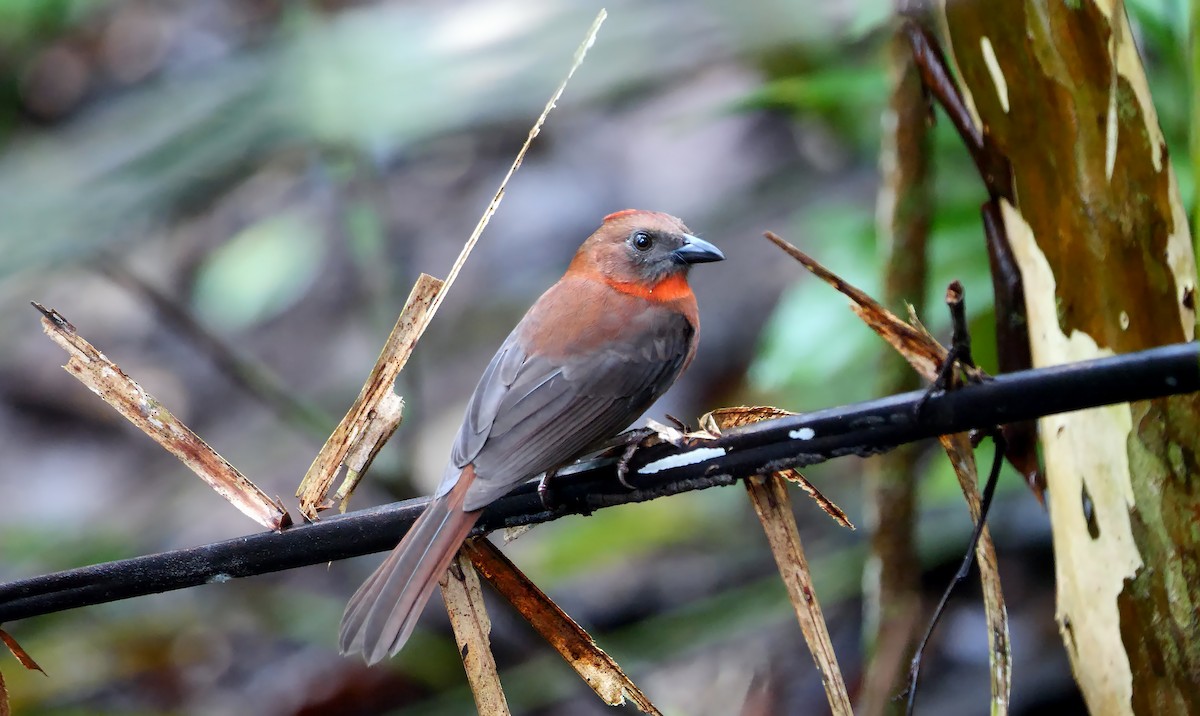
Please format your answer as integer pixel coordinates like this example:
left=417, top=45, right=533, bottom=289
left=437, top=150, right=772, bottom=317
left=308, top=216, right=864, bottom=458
left=0, top=0, right=1194, bottom=714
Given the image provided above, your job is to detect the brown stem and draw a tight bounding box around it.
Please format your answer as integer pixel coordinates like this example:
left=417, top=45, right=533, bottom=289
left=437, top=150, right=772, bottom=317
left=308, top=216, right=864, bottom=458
left=860, top=15, right=932, bottom=716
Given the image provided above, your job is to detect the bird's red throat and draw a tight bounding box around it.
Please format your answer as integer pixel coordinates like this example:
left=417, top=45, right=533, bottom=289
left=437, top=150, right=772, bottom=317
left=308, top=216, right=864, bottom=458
left=603, top=273, right=692, bottom=303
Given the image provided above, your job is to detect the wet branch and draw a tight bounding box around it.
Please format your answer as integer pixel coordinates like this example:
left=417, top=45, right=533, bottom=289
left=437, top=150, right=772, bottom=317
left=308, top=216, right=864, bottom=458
left=1, top=342, right=1198, bottom=623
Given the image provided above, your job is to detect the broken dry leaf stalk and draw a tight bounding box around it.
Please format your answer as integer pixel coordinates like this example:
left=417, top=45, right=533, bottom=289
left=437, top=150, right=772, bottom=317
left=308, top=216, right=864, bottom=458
left=298, top=11, right=606, bottom=518
left=440, top=551, right=511, bottom=716
left=762, top=233, right=1011, bottom=713
left=700, top=407, right=853, bottom=529
left=297, top=274, right=443, bottom=518
left=33, top=303, right=290, bottom=531
left=935, top=433, right=1010, bottom=711
left=745, top=474, right=852, bottom=716
left=462, top=538, right=662, bottom=715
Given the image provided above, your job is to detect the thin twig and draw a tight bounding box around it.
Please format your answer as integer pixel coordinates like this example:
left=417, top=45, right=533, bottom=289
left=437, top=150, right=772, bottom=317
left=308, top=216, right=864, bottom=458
left=914, top=281, right=973, bottom=416
left=902, top=21, right=1012, bottom=200
left=982, top=200, right=1043, bottom=499
left=904, top=432, right=1006, bottom=715
left=945, top=281, right=972, bottom=370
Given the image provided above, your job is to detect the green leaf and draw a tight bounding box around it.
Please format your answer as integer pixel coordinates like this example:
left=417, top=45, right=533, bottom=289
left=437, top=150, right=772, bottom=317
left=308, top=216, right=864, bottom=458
left=192, top=212, right=325, bottom=330
left=344, top=199, right=386, bottom=266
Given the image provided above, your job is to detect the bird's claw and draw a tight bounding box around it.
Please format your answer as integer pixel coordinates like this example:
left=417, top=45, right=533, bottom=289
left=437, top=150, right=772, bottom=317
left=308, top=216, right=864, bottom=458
left=537, top=468, right=561, bottom=511
left=616, top=445, right=639, bottom=489
left=614, top=427, right=658, bottom=490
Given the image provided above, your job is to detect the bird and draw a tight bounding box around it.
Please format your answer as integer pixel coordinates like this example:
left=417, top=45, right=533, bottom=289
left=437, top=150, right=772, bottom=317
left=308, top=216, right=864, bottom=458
left=339, top=209, right=724, bottom=665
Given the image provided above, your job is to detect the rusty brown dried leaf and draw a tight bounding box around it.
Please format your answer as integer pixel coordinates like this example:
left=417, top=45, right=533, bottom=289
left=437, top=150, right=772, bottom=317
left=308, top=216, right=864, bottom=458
left=700, top=406, right=853, bottom=529
left=439, top=551, right=511, bottom=716
left=462, top=538, right=662, bottom=714
left=0, top=630, right=44, bottom=676
left=34, top=303, right=290, bottom=531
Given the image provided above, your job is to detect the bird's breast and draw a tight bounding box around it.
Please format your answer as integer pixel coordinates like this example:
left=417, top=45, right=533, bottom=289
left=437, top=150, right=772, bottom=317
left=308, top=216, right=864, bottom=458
left=518, top=276, right=698, bottom=361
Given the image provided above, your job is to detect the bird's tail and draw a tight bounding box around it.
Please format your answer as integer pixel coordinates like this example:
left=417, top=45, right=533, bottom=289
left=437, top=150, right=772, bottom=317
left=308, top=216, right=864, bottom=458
left=339, top=467, right=481, bottom=665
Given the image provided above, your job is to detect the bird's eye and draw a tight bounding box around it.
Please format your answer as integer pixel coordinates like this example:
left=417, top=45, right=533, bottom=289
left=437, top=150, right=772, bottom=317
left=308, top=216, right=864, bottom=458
left=632, top=231, right=653, bottom=251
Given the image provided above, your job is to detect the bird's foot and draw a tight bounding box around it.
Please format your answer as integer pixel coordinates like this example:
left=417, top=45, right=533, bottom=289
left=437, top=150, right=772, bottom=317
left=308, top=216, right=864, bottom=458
left=614, top=427, right=659, bottom=489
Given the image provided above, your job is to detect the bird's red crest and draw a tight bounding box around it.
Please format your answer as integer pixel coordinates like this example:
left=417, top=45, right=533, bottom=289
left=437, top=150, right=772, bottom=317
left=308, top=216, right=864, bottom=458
left=603, top=209, right=642, bottom=223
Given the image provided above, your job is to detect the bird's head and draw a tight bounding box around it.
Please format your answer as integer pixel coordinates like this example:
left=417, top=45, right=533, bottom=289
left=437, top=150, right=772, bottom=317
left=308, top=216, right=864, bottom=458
left=571, top=209, right=724, bottom=288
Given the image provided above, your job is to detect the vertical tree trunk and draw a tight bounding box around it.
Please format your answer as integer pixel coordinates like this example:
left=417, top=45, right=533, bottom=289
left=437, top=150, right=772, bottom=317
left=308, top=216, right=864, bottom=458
left=938, top=2, right=1200, bottom=713
left=860, top=16, right=931, bottom=716
left=1191, top=0, right=1199, bottom=243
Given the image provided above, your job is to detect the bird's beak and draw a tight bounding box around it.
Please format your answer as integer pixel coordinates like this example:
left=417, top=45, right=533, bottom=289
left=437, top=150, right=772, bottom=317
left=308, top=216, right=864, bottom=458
left=673, top=234, right=725, bottom=264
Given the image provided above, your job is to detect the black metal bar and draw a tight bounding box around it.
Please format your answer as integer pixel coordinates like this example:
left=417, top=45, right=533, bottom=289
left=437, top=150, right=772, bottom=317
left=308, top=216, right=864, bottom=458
left=1, top=342, right=1196, bottom=623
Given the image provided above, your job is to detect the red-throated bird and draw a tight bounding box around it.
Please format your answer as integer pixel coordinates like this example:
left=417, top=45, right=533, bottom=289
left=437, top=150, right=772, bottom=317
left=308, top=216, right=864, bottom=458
left=339, top=210, right=724, bottom=664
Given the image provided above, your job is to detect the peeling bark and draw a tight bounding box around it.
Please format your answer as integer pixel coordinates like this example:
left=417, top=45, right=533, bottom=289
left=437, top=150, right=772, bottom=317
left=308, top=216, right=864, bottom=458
left=939, top=2, right=1200, bottom=713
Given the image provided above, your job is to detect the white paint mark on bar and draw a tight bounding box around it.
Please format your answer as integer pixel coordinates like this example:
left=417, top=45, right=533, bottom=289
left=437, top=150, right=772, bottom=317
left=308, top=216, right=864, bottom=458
left=790, top=427, right=816, bottom=440
left=638, top=447, right=727, bottom=475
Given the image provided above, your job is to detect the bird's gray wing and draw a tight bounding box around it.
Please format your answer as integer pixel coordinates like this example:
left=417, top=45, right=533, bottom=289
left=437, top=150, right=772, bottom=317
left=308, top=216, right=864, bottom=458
left=437, top=308, right=695, bottom=512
